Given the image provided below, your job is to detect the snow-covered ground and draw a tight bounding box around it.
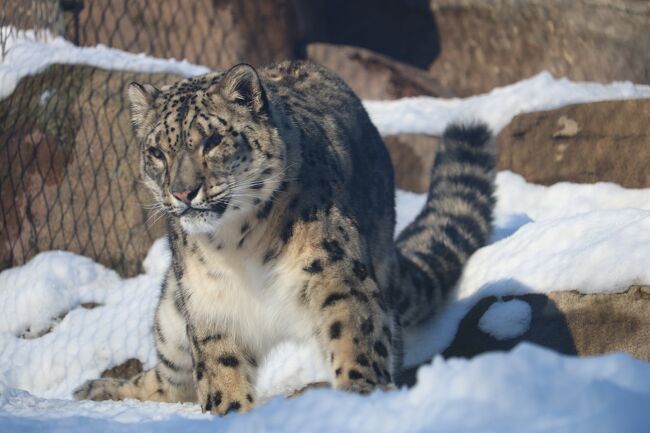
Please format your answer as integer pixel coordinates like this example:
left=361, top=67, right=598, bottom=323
left=2, top=344, right=649, bottom=433
left=2, top=26, right=650, bottom=433
left=2, top=172, right=650, bottom=432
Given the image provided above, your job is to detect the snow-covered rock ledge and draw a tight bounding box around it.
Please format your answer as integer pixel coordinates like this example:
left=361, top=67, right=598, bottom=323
left=3, top=26, right=650, bottom=275
left=3, top=27, right=650, bottom=130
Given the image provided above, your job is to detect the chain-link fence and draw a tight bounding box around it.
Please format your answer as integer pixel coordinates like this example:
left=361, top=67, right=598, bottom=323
left=2, top=0, right=647, bottom=276
left=0, top=0, right=302, bottom=276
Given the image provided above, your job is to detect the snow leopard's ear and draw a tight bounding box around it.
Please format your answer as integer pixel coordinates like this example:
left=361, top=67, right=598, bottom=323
left=127, top=82, right=160, bottom=138
left=219, top=63, right=268, bottom=114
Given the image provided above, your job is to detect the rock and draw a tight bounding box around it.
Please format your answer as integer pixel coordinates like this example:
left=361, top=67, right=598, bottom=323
left=65, top=0, right=297, bottom=70
left=398, top=285, right=650, bottom=386
left=307, top=43, right=453, bottom=100
left=385, top=100, right=650, bottom=192
left=497, top=100, right=650, bottom=188
left=0, top=0, right=65, bottom=36
left=0, top=65, right=175, bottom=275
left=383, top=134, right=439, bottom=192
left=444, top=286, right=650, bottom=360
left=101, top=358, right=143, bottom=380
left=288, top=381, right=331, bottom=398
left=429, top=0, right=650, bottom=96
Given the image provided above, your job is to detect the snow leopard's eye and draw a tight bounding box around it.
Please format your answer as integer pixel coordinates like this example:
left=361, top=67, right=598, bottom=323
left=147, top=146, right=164, bottom=160
left=203, top=133, right=223, bottom=154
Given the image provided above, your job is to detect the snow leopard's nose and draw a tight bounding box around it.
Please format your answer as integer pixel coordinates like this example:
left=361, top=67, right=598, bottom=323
left=172, top=184, right=201, bottom=205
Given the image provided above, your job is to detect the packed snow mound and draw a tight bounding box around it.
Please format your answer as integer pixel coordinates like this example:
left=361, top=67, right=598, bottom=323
left=0, top=251, right=161, bottom=399
left=0, top=251, right=120, bottom=337
left=1, top=344, right=649, bottom=433
left=495, top=171, right=650, bottom=221
left=478, top=299, right=532, bottom=340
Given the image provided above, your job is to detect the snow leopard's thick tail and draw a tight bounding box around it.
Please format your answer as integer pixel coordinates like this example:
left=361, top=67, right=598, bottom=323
left=393, top=123, right=497, bottom=327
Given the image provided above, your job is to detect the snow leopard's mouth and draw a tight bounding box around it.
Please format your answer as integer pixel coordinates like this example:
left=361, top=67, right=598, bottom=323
left=178, top=196, right=230, bottom=218
left=210, top=196, right=230, bottom=215
left=178, top=198, right=231, bottom=234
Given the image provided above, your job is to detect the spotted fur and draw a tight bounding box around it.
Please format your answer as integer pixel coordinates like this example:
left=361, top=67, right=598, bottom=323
left=73, top=61, right=496, bottom=415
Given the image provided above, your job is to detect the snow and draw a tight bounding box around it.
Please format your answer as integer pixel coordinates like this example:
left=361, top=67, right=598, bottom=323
left=1, top=344, right=650, bottom=433
left=0, top=252, right=117, bottom=337
left=0, top=27, right=210, bottom=99
left=2, top=23, right=650, bottom=433
left=495, top=171, right=650, bottom=221
left=478, top=299, right=532, bottom=340
left=2, top=171, right=650, bottom=431
left=0, top=244, right=162, bottom=398
left=365, top=72, right=650, bottom=135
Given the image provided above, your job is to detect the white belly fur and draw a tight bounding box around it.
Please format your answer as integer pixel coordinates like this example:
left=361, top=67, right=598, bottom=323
left=183, top=241, right=316, bottom=359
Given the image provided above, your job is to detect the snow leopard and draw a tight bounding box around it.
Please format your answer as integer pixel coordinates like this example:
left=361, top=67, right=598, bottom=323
left=74, top=60, right=496, bottom=415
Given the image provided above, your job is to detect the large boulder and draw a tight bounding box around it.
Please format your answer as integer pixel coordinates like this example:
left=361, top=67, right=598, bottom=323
left=306, top=43, right=453, bottom=100
left=63, top=0, right=449, bottom=99
left=0, top=0, right=65, bottom=36
left=0, top=65, right=176, bottom=275
left=497, top=99, right=650, bottom=188
left=398, top=285, right=650, bottom=386
left=429, top=0, right=650, bottom=96
left=383, top=134, right=439, bottom=193
left=384, top=100, right=650, bottom=194
left=444, top=286, right=650, bottom=360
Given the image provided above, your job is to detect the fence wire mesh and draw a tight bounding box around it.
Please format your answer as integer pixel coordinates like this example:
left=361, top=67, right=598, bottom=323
left=1, top=0, right=297, bottom=275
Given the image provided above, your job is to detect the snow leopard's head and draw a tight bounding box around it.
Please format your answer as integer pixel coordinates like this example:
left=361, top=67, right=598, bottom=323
left=127, top=64, right=287, bottom=235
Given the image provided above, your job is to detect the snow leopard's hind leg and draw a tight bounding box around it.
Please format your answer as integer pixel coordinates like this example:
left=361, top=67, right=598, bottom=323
left=74, top=272, right=196, bottom=403
left=73, top=366, right=195, bottom=403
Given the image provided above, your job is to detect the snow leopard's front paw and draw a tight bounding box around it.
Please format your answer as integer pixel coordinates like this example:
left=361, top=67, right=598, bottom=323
left=197, top=378, right=254, bottom=416
left=194, top=357, right=255, bottom=416
left=330, top=343, right=396, bottom=395
left=73, top=378, right=128, bottom=401
left=334, top=363, right=394, bottom=395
